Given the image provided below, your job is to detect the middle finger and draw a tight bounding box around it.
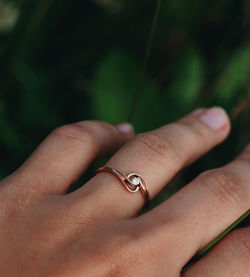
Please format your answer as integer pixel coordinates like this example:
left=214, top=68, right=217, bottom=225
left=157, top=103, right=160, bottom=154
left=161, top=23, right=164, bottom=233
left=142, top=145, right=250, bottom=269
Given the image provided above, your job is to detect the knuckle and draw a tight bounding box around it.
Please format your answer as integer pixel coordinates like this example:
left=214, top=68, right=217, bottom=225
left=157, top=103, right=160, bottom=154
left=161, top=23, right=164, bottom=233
left=52, top=122, right=97, bottom=150
left=176, top=118, right=208, bottom=139
left=197, top=169, right=245, bottom=210
left=173, top=120, right=212, bottom=150
left=135, top=132, right=179, bottom=165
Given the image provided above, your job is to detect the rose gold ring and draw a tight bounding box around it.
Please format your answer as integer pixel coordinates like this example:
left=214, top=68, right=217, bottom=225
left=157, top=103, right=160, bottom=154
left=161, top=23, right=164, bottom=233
left=95, top=167, right=150, bottom=207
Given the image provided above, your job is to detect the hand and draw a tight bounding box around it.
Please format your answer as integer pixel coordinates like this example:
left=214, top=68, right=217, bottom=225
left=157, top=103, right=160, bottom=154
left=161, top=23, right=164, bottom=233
left=0, top=107, right=249, bottom=277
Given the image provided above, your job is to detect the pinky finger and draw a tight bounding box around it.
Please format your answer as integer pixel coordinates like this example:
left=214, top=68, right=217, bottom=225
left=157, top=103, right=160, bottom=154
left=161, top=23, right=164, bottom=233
left=183, top=227, right=250, bottom=277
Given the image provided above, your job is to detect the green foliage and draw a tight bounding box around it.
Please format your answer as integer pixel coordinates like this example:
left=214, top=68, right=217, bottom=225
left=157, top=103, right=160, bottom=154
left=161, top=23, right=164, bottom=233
left=0, top=0, right=249, bottom=187
left=164, top=47, right=204, bottom=116
left=92, top=51, right=140, bottom=123
left=215, top=43, right=250, bottom=105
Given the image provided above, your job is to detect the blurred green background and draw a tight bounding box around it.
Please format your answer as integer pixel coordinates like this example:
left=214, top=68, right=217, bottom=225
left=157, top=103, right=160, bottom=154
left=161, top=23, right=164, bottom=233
left=0, top=0, right=249, bottom=207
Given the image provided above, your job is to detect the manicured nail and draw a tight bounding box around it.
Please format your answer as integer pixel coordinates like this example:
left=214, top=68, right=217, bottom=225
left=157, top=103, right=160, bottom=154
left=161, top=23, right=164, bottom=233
left=116, top=122, right=134, bottom=135
left=198, top=107, right=229, bottom=130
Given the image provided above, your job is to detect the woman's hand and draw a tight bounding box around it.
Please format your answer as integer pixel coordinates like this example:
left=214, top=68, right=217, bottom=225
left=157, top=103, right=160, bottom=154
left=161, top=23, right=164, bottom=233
left=0, top=107, right=249, bottom=277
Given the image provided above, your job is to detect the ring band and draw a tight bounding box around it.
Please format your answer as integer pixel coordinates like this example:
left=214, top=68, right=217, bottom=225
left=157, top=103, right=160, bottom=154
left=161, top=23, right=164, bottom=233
left=95, top=167, right=150, bottom=206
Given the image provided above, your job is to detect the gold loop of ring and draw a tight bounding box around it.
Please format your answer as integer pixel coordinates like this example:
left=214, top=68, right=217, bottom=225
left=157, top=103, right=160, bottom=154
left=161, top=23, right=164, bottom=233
left=95, top=167, right=150, bottom=207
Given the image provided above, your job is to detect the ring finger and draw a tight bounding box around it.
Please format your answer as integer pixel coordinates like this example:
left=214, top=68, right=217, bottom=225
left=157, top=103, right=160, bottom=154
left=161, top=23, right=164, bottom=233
left=73, top=107, right=230, bottom=218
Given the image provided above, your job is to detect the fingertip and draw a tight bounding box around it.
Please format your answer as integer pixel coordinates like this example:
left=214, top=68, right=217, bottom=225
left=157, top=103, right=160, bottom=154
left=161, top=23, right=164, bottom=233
left=115, top=122, right=135, bottom=140
left=196, top=107, right=231, bottom=139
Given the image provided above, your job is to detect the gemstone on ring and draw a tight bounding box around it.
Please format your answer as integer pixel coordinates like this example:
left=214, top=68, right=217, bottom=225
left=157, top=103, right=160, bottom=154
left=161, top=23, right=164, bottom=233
left=129, top=176, right=141, bottom=186
left=94, top=167, right=150, bottom=206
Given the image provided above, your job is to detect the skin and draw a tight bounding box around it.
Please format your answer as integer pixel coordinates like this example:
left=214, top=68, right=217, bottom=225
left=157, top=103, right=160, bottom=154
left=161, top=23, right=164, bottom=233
left=0, top=108, right=249, bottom=277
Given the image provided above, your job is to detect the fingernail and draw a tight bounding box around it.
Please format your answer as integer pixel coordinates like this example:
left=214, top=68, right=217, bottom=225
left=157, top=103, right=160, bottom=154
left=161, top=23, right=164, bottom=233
left=116, top=123, right=134, bottom=136
left=198, top=107, right=229, bottom=131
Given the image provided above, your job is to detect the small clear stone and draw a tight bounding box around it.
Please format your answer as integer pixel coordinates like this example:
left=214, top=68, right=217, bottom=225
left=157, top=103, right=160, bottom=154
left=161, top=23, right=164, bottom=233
left=130, top=176, right=141, bottom=186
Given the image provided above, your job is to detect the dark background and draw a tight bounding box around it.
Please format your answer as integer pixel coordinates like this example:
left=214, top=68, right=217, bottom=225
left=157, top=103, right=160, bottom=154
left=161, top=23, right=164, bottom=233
left=0, top=0, right=249, bottom=213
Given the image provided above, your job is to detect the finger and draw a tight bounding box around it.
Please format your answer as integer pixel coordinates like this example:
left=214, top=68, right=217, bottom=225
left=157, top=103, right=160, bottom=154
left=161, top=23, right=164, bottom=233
left=183, top=227, right=250, bottom=277
left=4, top=121, right=134, bottom=195
left=73, top=107, right=230, bottom=218
left=142, top=145, right=250, bottom=268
